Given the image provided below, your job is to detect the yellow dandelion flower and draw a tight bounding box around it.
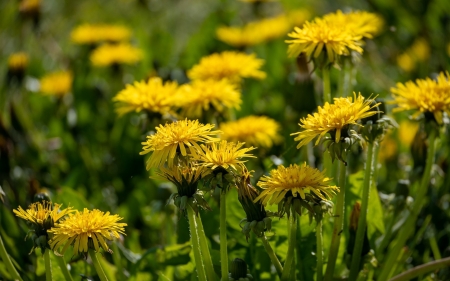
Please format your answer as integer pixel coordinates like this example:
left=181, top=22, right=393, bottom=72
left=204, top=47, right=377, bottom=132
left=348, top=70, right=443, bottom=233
left=40, top=71, right=73, bottom=96
left=192, top=140, right=256, bottom=172
left=378, top=136, right=397, bottom=162
left=291, top=92, right=380, bottom=148
left=177, top=79, right=241, bottom=118
left=254, top=163, right=339, bottom=205
left=219, top=115, right=282, bottom=148
left=397, top=38, right=431, bottom=72
left=70, top=24, right=131, bottom=45
left=397, top=53, right=415, bottom=72
left=391, top=72, right=450, bottom=124
left=158, top=164, right=211, bottom=198
left=113, top=77, right=179, bottom=116
left=90, top=43, right=143, bottom=67
left=216, top=15, right=291, bottom=47
left=14, top=201, right=74, bottom=228
left=19, top=0, right=40, bottom=13
left=286, top=9, right=311, bottom=27
left=141, top=119, right=221, bottom=169
left=49, top=209, right=126, bottom=256
left=323, top=10, right=383, bottom=39
left=286, top=18, right=363, bottom=62
left=398, top=120, right=419, bottom=147
left=187, top=51, right=266, bottom=82
left=8, top=52, right=28, bottom=71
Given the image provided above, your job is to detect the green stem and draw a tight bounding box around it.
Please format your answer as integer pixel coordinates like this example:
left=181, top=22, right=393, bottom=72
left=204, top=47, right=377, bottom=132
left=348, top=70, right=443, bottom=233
left=322, top=67, right=331, bottom=104
left=0, top=234, right=23, bottom=281
left=316, top=219, right=323, bottom=281
left=349, top=141, right=375, bottom=281
left=187, top=206, right=207, bottom=281
left=111, top=242, right=125, bottom=281
left=377, top=129, right=437, bottom=280
left=195, top=211, right=217, bottom=281
left=388, top=257, right=450, bottom=281
left=89, top=249, right=109, bottom=281
left=261, top=235, right=283, bottom=277
left=324, top=160, right=347, bottom=281
left=44, top=248, right=53, bottom=281
left=220, top=191, right=229, bottom=280
left=342, top=60, right=353, bottom=97
left=281, top=213, right=297, bottom=281
left=54, top=253, right=74, bottom=281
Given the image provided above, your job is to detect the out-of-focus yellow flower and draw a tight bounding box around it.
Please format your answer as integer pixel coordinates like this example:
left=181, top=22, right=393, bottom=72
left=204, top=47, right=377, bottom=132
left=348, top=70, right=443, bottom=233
left=398, top=120, right=419, bottom=147
left=40, top=71, right=73, bottom=96
left=192, top=140, right=256, bottom=172
left=239, top=0, right=277, bottom=2
left=19, top=0, right=40, bottom=14
left=14, top=201, right=73, bottom=229
left=397, top=53, right=415, bottom=72
left=217, top=15, right=290, bottom=47
left=391, top=72, right=450, bottom=124
left=286, top=18, right=363, bottom=63
left=219, top=115, right=282, bottom=148
left=49, top=209, right=126, bottom=256
left=70, top=24, right=131, bottom=45
left=177, top=79, right=241, bottom=118
left=322, top=10, right=383, bottom=39
left=141, top=119, right=221, bottom=169
left=378, top=136, right=397, bottom=162
left=397, top=38, right=431, bottom=72
left=254, top=163, right=339, bottom=205
left=8, top=52, right=28, bottom=71
left=187, top=51, right=266, bottom=82
left=287, top=9, right=311, bottom=27
left=90, top=43, right=143, bottom=67
left=291, top=93, right=380, bottom=148
left=113, top=77, right=179, bottom=116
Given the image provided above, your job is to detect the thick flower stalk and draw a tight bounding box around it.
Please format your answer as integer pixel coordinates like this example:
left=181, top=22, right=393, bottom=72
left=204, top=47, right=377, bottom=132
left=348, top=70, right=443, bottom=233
left=140, top=119, right=220, bottom=169
left=219, top=115, right=282, bottom=149
left=187, top=51, right=266, bottom=82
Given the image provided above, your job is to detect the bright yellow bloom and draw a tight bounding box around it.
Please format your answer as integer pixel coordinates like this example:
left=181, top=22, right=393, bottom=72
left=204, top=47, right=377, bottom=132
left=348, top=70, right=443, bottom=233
left=323, top=10, right=383, bottom=39
left=40, top=71, right=73, bottom=96
left=254, top=163, right=339, bottom=205
left=397, top=38, right=430, bottom=72
left=49, top=209, right=126, bottom=256
left=141, top=119, right=221, bottom=169
left=192, top=140, right=256, bottom=172
left=220, top=115, right=282, bottom=148
left=397, top=53, right=415, bottom=72
left=70, top=24, right=131, bottom=44
left=398, top=120, right=419, bottom=147
left=90, top=43, right=143, bottom=67
left=8, top=52, right=28, bottom=71
left=286, top=18, right=363, bottom=62
left=391, top=72, right=450, bottom=124
left=187, top=51, right=266, bottom=82
left=216, top=15, right=291, bottom=47
left=14, top=201, right=73, bottom=227
left=291, top=93, right=380, bottom=148
left=113, top=77, right=179, bottom=116
left=177, top=79, right=241, bottom=118
left=158, top=164, right=210, bottom=185
left=378, top=136, right=397, bottom=162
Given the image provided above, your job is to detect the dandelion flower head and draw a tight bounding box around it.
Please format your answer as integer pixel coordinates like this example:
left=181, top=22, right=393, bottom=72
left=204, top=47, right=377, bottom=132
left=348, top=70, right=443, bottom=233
left=40, top=71, right=73, bottom=96
left=71, top=24, right=131, bottom=45
left=191, top=140, right=256, bottom=173
left=90, top=43, right=143, bottom=67
left=49, top=209, right=126, bottom=256
left=188, top=51, right=266, bottom=82
left=323, top=10, right=383, bottom=39
left=8, top=52, right=28, bottom=71
left=286, top=18, right=363, bottom=63
left=291, top=92, right=380, bottom=148
left=141, top=119, right=221, bottom=169
left=14, top=201, right=74, bottom=229
left=113, top=77, right=179, bottom=116
left=391, top=72, right=450, bottom=124
left=177, top=79, right=241, bottom=118
left=19, top=0, right=40, bottom=13
left=220, top=115, right=282, bottom=148
left=397, top=38, right=430, bottom=72
left=254, top=163, right=339, bottom=205
left=157, top=163, right=211, bottom=197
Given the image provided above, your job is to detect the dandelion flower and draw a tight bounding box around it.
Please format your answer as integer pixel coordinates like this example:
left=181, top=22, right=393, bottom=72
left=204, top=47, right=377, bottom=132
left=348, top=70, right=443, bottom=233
left=113, top=77, right=179, bottom=116
left=40, top=71, right=73, bottom=96
left=286, top=18, right=363, bottom=63
left=158, top=164, right=210, bottom=197
left=141, top=119, right=221, bottom=169
left=219, top=115, right=282, bottom=148
left=177, top=79, right=241, bottom=118
left=397, top=38, right=430, bottom=72
left=254, top=163, right=339, bottom=205
left=286, top=9, right=311, bottom=27
left=14, top=201, right=73, bottom=229
left=322, top=10, right=383, bottom=39
left=90, top=43, right=143, bottom=67
left=49, top=209, right=126, bottom=256
left=187, top=51, right=266, bottom=82
left=391, top=72, right=450, bottom=124
left=8, top=52, right=28, bottom=71
left=192, top=140, right=256, bottom=172
left=291, top=92, right=380, bottom=148
left=398, top=120, right=419, bottom=147
left=19, top=0, right=40, bottom=14
left=71, top=24, right=131, bottom=45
